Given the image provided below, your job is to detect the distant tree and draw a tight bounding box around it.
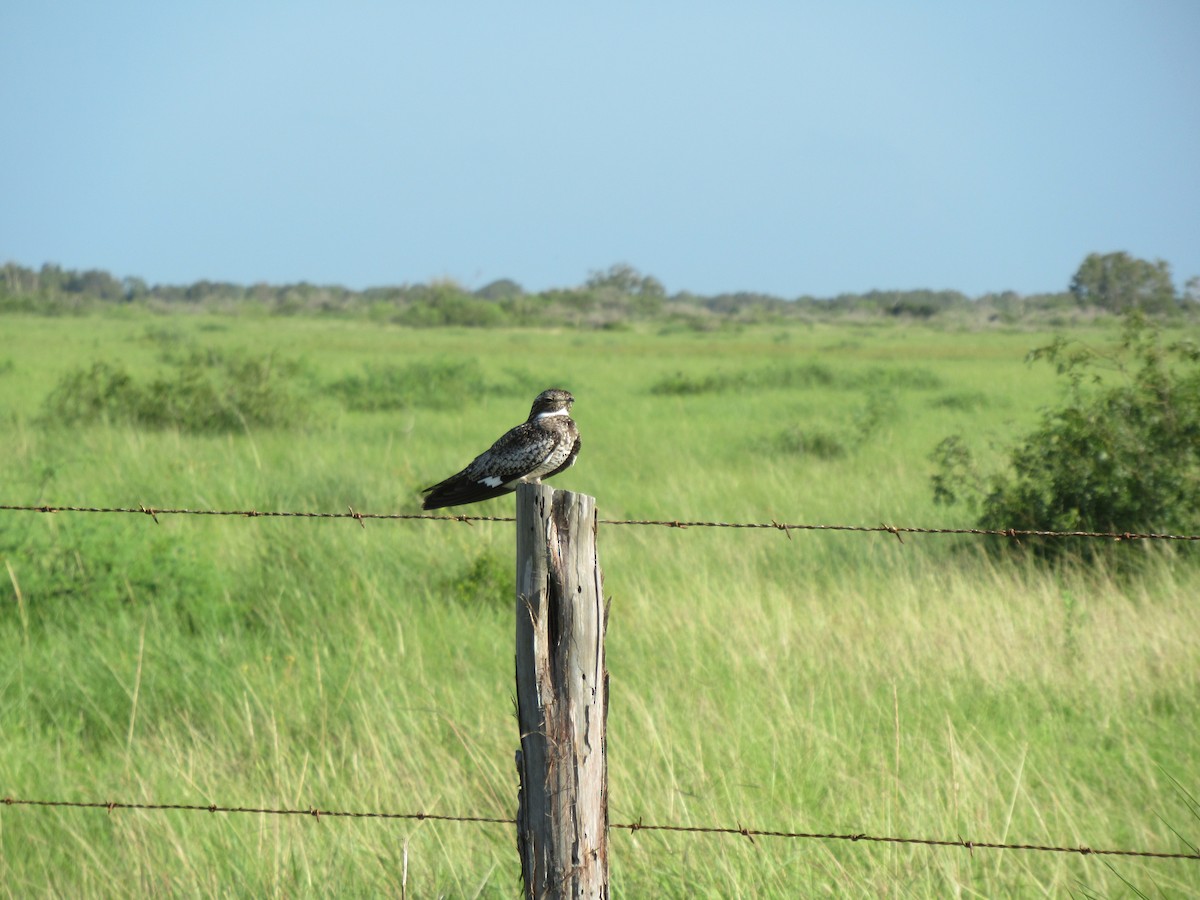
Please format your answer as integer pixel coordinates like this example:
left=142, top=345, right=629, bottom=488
left=1069, top=251, right=1176, bottom=312
left=1022, top=292, right=1075, bottom=312
left=1184, top=275, right=1200, bottom=305
left=638, top=274, right=665, bottom=299
left=64, top=268, right=123, bottom=300
left=586, top=263, right=665, bottom=298
left=38, top=263, right=65, bottom=293
left=882, top=290, right=969, bottom=318
left=397, top=279, right=506, bottom=327
left=184, top=280, right=234, bottom=303
left=702, top=291, right=788, bottom=316
left=475, top=278, right=523, bottom=300
left=2, top=262, right=37, bottom=293
left=123, top=276, right=149, bottom=301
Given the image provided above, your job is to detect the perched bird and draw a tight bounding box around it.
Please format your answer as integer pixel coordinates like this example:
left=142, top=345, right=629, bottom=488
left=421, top=389, right=581, bottom=510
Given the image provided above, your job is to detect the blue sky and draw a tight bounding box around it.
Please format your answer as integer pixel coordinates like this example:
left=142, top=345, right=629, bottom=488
left=2, top=2, right=1197, bottom=297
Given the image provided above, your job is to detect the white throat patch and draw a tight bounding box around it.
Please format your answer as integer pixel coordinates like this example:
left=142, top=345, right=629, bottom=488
left=536, top=408, right=571, bottom=419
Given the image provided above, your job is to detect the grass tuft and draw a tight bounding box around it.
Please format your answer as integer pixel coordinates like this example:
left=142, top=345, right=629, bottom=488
left=327, top=357, right=537, bottom=411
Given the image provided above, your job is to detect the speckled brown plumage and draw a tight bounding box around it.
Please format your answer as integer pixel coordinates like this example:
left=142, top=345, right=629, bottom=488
left=422, top=389, right=580, bottom=510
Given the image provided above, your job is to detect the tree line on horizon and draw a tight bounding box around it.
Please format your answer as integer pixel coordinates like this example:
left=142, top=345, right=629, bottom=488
left=1, top=252, right=1195, bottom=328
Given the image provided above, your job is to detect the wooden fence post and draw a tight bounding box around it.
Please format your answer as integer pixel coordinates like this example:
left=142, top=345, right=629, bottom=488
left=514, top=483, right=609, bottom=899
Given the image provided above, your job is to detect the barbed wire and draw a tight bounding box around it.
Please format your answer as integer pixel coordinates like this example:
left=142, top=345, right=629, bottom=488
left=1, top=503, right=1198, bottom=543
left=610, top=820, right=1200, bottom=860
left=1, top=797, right=510, bottom=825
left=4, top=797, right=1198, bottom=861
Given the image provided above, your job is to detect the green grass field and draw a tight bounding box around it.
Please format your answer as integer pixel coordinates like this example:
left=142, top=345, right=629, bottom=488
left=2, top=312, right=1198, bottom=897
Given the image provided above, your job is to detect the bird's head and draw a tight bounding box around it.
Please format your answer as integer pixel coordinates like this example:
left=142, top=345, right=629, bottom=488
left=530, top=388, right=574, bottom=419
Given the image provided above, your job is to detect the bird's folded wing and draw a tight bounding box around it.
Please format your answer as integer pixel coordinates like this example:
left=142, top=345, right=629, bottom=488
left=422, top=423, right=564, bottom=509
left=464, top=422, right=562, bottom=485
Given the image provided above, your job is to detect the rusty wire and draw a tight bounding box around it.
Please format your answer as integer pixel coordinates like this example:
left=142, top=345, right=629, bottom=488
left=1, top=797, right=511, bottom=826
left=609, top=820, right=1200, bottom=860
left=1, top=503, right=1198, bottom=543
left=4, top=797, right=1198, bottom=861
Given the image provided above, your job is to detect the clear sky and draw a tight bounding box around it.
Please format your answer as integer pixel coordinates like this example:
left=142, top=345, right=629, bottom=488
left=2, top=2, right=1197, bottom=298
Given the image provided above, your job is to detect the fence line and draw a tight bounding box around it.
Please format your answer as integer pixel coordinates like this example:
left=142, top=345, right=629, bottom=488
left=2, top=503, right=1198, bottom=543
left=6, top=501, right=1198, bottom=887
left=5, top=797, right=1198, bottom=862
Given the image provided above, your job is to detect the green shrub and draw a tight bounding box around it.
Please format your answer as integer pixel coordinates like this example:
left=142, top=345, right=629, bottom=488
left=39, top=361, right=142, bottom=426
left=141, top=351, right=311, bottom=431
left=40, top=351, right=312, bottom=433
left=444, top=548, right=513, bottom=609
left=851, top=388, right=898, bottom=440
left=863, top=366, right=943, bottom=390
left=928, top=390, right=992, bottom=411
left=774, top=389, right=898, bottom=459
left=929, top=435, right=981, bottom=509
left=932, top=314, right=1200, bottom=555
left=650, top=363, right=940, bottom=396
left=392, top=291, right=507, bottom=327
left=651, top=363, right=837, bottom=395
left=774, top=427, right=848, bottom=459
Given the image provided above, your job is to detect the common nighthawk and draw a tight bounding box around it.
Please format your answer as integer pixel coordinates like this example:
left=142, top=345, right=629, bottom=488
left=421, top=388, right=581, bottom=510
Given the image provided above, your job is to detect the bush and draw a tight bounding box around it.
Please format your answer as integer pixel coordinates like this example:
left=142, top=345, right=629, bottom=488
left=444, top=549, right=513, bottom=609
left=774, top=388, right=898, bottom=459
left=928, top=390, right=992, bottom=412
left=650, top=363, right=940, bottom=396
left=774, top=427, right=848, bottom=459
left=650, top=363, right=838, bottom=395
left=40, top=351, right=312, bottom=433
left=39, top=361, right=141, bottom=425
left=391, top=284, right=508, bottom=327
left=138, top=352, right=311, bottom=431
left=932, top=314, right=1200, bottom=554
